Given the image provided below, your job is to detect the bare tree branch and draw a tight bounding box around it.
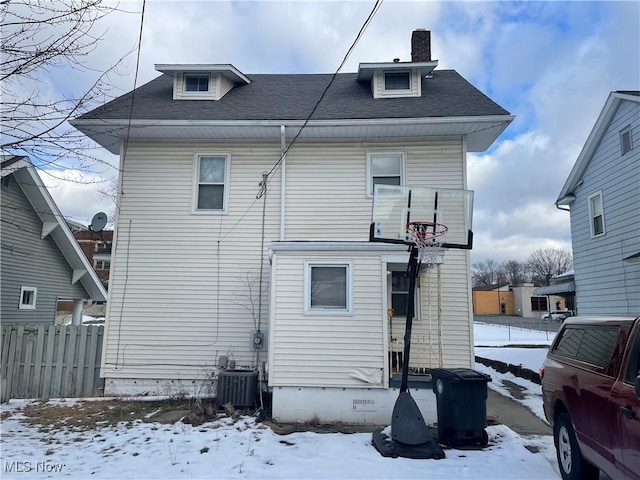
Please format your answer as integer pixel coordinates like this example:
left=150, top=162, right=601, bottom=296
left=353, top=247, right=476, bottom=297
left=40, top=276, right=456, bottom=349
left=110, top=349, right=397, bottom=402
left=1, top=0, right=135, bottom=180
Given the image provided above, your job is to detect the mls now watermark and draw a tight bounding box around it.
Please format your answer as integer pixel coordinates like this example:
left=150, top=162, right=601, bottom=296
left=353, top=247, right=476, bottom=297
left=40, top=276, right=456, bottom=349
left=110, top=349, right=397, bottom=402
left=4, top=461, right=65, bottom=473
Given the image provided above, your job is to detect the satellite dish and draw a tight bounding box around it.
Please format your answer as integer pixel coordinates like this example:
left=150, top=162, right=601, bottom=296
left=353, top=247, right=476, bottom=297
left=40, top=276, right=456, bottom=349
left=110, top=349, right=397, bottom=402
left=89, top=212, right=107, bottom=233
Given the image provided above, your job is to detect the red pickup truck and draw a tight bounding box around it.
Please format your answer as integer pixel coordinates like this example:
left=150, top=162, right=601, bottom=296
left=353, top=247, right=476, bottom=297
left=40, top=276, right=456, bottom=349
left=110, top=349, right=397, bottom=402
left=541, top=316, right=640, bottom=480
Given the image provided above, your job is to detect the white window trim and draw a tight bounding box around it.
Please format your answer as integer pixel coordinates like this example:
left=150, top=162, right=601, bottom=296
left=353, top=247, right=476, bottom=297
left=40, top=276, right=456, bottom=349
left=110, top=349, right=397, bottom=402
left=304, top=260, right=353, bottom=316
left=388, top=269, right=421, bottom=321
left=588, top=191, right=605, bottom=238
left=191, top=153, right=231, bottom=215
left=183, top=73, right=212, bottom=93
left=383, top=70, right=412, bottom=93
left=366, top=151, right=406, bottom=197
left=620, top=126, right=632, bottom=155
left=19, top=286, right=37, bottom=310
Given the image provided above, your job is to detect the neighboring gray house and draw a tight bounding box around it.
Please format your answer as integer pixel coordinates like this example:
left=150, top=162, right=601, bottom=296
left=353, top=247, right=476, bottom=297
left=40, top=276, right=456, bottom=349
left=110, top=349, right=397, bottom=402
left=1, top=156, right=107, bottom=324
left=556, top=91, right=640, bottom=315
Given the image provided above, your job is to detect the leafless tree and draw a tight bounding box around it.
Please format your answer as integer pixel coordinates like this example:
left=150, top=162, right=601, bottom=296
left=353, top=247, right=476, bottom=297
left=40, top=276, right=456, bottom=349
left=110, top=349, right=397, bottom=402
left=502, top=260, right=529, bottom=286
left=472, top=259, right=506, bottom=287
left=1, top=0, right=131, bottom=172
left=527, top=248, right=573, bottom=286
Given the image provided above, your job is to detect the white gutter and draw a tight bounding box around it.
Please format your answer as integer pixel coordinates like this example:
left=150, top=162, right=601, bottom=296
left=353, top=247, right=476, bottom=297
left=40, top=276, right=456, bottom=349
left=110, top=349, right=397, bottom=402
left=280, top=125, right=286, bottom=241
left=70, top=115, right=514, bottom=130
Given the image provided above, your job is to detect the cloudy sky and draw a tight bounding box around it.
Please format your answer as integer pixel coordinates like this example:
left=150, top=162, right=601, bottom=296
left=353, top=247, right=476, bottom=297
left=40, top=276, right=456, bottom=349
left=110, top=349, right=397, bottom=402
left=8, top=0, right=640, bottom=263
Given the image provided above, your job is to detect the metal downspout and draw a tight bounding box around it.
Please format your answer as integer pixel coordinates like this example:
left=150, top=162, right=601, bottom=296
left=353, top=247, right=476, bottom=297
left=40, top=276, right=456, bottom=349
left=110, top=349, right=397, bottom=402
left=280, top=125, right=286, bottom=241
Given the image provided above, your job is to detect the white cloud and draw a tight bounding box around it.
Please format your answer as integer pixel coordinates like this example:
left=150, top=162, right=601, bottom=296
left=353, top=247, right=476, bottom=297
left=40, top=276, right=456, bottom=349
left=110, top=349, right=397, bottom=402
left=5, top=0, right=638, bottom=263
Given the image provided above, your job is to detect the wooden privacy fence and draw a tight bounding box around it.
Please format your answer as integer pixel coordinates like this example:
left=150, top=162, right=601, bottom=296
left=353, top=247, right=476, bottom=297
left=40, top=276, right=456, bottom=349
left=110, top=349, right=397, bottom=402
left=1, top=324, right=105, bottom=402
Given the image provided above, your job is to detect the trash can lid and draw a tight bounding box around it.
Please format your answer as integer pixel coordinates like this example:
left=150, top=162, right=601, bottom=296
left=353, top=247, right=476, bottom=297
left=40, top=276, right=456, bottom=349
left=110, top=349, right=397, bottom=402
left=429, top=368, right=491, bottom=383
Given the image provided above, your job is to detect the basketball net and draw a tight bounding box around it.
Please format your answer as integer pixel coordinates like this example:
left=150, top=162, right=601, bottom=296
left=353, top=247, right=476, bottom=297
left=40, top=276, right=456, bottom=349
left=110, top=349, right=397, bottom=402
left=406, top=221, right=448, bottom=269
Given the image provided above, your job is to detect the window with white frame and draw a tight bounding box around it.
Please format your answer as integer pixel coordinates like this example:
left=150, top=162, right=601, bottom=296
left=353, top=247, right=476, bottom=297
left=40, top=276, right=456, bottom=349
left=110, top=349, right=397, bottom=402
left=367, top=152, right=405, bottom=195
left=305, top=262, right=352, bottom=314
left=19, top=286, right=37, bottom=309
left=588, top=191, right=605, bottom=237
left=194, top=154, right=229, bottom=212
left=384, top=71, right=411, bottom=91
left=620, top=126, right=632, bottom=155
left=184, top=74, right=210, bottom=93
left=389, top=270, right=421, bottom=320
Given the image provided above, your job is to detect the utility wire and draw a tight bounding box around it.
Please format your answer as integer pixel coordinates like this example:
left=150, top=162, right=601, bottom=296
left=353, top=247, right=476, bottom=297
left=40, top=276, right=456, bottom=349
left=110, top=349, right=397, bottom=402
left=257, top=0, right=384, bottom=198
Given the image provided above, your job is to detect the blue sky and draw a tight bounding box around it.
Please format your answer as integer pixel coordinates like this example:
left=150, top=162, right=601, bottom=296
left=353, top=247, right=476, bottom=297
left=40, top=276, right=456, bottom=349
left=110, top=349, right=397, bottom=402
left=7, top=0, right=639, bottom=263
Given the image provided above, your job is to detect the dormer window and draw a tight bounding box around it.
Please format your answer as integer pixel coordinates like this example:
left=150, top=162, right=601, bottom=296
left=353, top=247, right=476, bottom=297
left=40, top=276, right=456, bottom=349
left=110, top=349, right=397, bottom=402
left=384, top=71, right=411, bottom=91
left=184, top=74, right=210, bottom=93
left=155, top=64, right=251, bottom=101
left=357, top=61, right=437, bottom=99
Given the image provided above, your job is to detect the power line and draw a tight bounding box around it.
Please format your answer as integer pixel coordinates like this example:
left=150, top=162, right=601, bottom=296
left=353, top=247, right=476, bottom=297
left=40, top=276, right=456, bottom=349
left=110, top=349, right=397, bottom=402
left=258, top=0, right=384, bottom=197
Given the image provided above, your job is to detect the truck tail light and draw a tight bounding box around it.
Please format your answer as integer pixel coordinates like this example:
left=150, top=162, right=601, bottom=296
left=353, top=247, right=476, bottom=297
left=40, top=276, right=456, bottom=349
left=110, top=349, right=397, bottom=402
left=539, top=366, right=545, bottom=381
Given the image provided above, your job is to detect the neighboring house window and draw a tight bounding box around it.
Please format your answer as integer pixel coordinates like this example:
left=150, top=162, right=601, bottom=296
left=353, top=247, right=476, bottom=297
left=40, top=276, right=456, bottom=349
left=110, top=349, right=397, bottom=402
left=305, top=261, right=352, bottom=315
left=384, top=71, right=411, bottom=91
left=1, top=176, right=9, bottom=189
left=531, top=296, right=547, bottom=312
left=367, top=152, right=405, bottom=196
left=620, top=126, right=632, bottom=155
left=588, top=191, right=605, bottom=237
left=193, top=154, right=229, bottom=212
left=184, top=74, right=209, bottom=92
left=19, top=286, right=37, bottom=309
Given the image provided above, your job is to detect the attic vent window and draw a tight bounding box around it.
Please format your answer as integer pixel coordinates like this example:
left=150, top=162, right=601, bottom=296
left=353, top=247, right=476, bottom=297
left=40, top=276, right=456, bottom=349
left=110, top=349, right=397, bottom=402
left=184, top=74, right=210, bottom=92
left=620, top=126, right=632, bottom=155
left=384, top=71, right=411, bottom=91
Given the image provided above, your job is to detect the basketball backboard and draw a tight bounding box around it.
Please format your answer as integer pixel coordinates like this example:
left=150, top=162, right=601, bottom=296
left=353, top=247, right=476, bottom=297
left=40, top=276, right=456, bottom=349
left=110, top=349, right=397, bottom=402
left=369, top=185, right=474, bottom=249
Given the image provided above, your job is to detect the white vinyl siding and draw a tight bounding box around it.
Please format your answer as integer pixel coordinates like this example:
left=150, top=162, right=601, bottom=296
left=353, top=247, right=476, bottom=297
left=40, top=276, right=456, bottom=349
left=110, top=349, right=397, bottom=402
left=285, top=139, right=464, bottom=239
left=372, top=69, right=421, bottom=98
left=173, top=73, right=235, bottom=100
left=570, top=98, right=640, bottom=315
left=102, top=140, right=281, bottom=379
left=103, top=136, right=475, bottom=382
left=270, top=254, right=384, bottom=387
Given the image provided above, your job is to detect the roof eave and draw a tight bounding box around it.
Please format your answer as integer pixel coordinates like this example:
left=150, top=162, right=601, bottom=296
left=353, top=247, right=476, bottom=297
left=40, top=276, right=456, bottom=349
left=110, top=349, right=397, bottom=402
left=154, top=63, right=251, bottom=84
left=556, top=91, right=640, bottom=202
left=71, top=115, right=514, bottom=154
left=357, top=61, right=439, bottom=81
left=8, top=160, right=108, bottom=301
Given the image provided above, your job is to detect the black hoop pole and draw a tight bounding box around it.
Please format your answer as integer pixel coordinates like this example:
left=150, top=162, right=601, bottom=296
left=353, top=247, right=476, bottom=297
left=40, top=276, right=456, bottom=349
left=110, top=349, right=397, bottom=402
left=399, top=246, right=419, bottom=393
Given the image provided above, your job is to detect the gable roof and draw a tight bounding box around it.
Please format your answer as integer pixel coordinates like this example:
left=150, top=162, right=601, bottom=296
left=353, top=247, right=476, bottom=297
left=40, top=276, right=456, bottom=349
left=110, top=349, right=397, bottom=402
left=1, top=156, right=108, bottom=301
left=557, top=91, right=640, bottom=205
left=71, top=69, right=513, bottom=154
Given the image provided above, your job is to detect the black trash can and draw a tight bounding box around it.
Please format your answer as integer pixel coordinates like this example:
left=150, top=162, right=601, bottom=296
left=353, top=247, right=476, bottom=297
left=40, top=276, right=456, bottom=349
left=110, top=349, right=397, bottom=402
left=430, top=368, right=491, bottom=447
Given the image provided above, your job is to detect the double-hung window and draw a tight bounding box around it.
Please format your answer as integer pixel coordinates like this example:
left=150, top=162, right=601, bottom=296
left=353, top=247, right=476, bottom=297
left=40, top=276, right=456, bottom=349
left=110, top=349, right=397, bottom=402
left=305, top=261, right=352, bottom=315
left=367, top=152, right=405, bottom=196
left=588, top=191, right=605, bottom=237
left=194, top=154, right=229, bottom=213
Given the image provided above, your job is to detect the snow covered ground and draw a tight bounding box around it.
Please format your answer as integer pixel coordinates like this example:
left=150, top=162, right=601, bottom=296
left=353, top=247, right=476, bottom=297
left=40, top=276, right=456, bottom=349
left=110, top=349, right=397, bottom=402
left=0, top=323, right=561, bottom=479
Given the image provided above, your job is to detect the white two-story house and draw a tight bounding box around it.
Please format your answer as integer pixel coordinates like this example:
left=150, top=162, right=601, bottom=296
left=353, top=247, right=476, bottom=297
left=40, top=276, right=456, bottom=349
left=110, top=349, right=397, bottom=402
left=71, top=30, right=513, bottom=423
left=556, top=91, right=640, bottom=316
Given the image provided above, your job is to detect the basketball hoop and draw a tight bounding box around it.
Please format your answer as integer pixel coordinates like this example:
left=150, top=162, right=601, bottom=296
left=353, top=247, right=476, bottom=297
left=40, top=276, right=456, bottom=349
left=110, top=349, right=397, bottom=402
left=406, top=221, right=448, bottom=267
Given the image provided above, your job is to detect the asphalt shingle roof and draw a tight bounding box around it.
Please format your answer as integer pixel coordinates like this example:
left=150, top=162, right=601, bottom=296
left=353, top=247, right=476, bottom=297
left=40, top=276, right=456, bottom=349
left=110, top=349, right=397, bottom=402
left=78, top=70, right=510, bottom=121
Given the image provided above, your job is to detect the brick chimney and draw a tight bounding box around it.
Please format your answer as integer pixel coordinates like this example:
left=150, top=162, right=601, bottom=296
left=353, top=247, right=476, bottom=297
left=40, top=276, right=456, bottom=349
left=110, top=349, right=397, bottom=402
left=411, top=29, right=431, bottom=62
